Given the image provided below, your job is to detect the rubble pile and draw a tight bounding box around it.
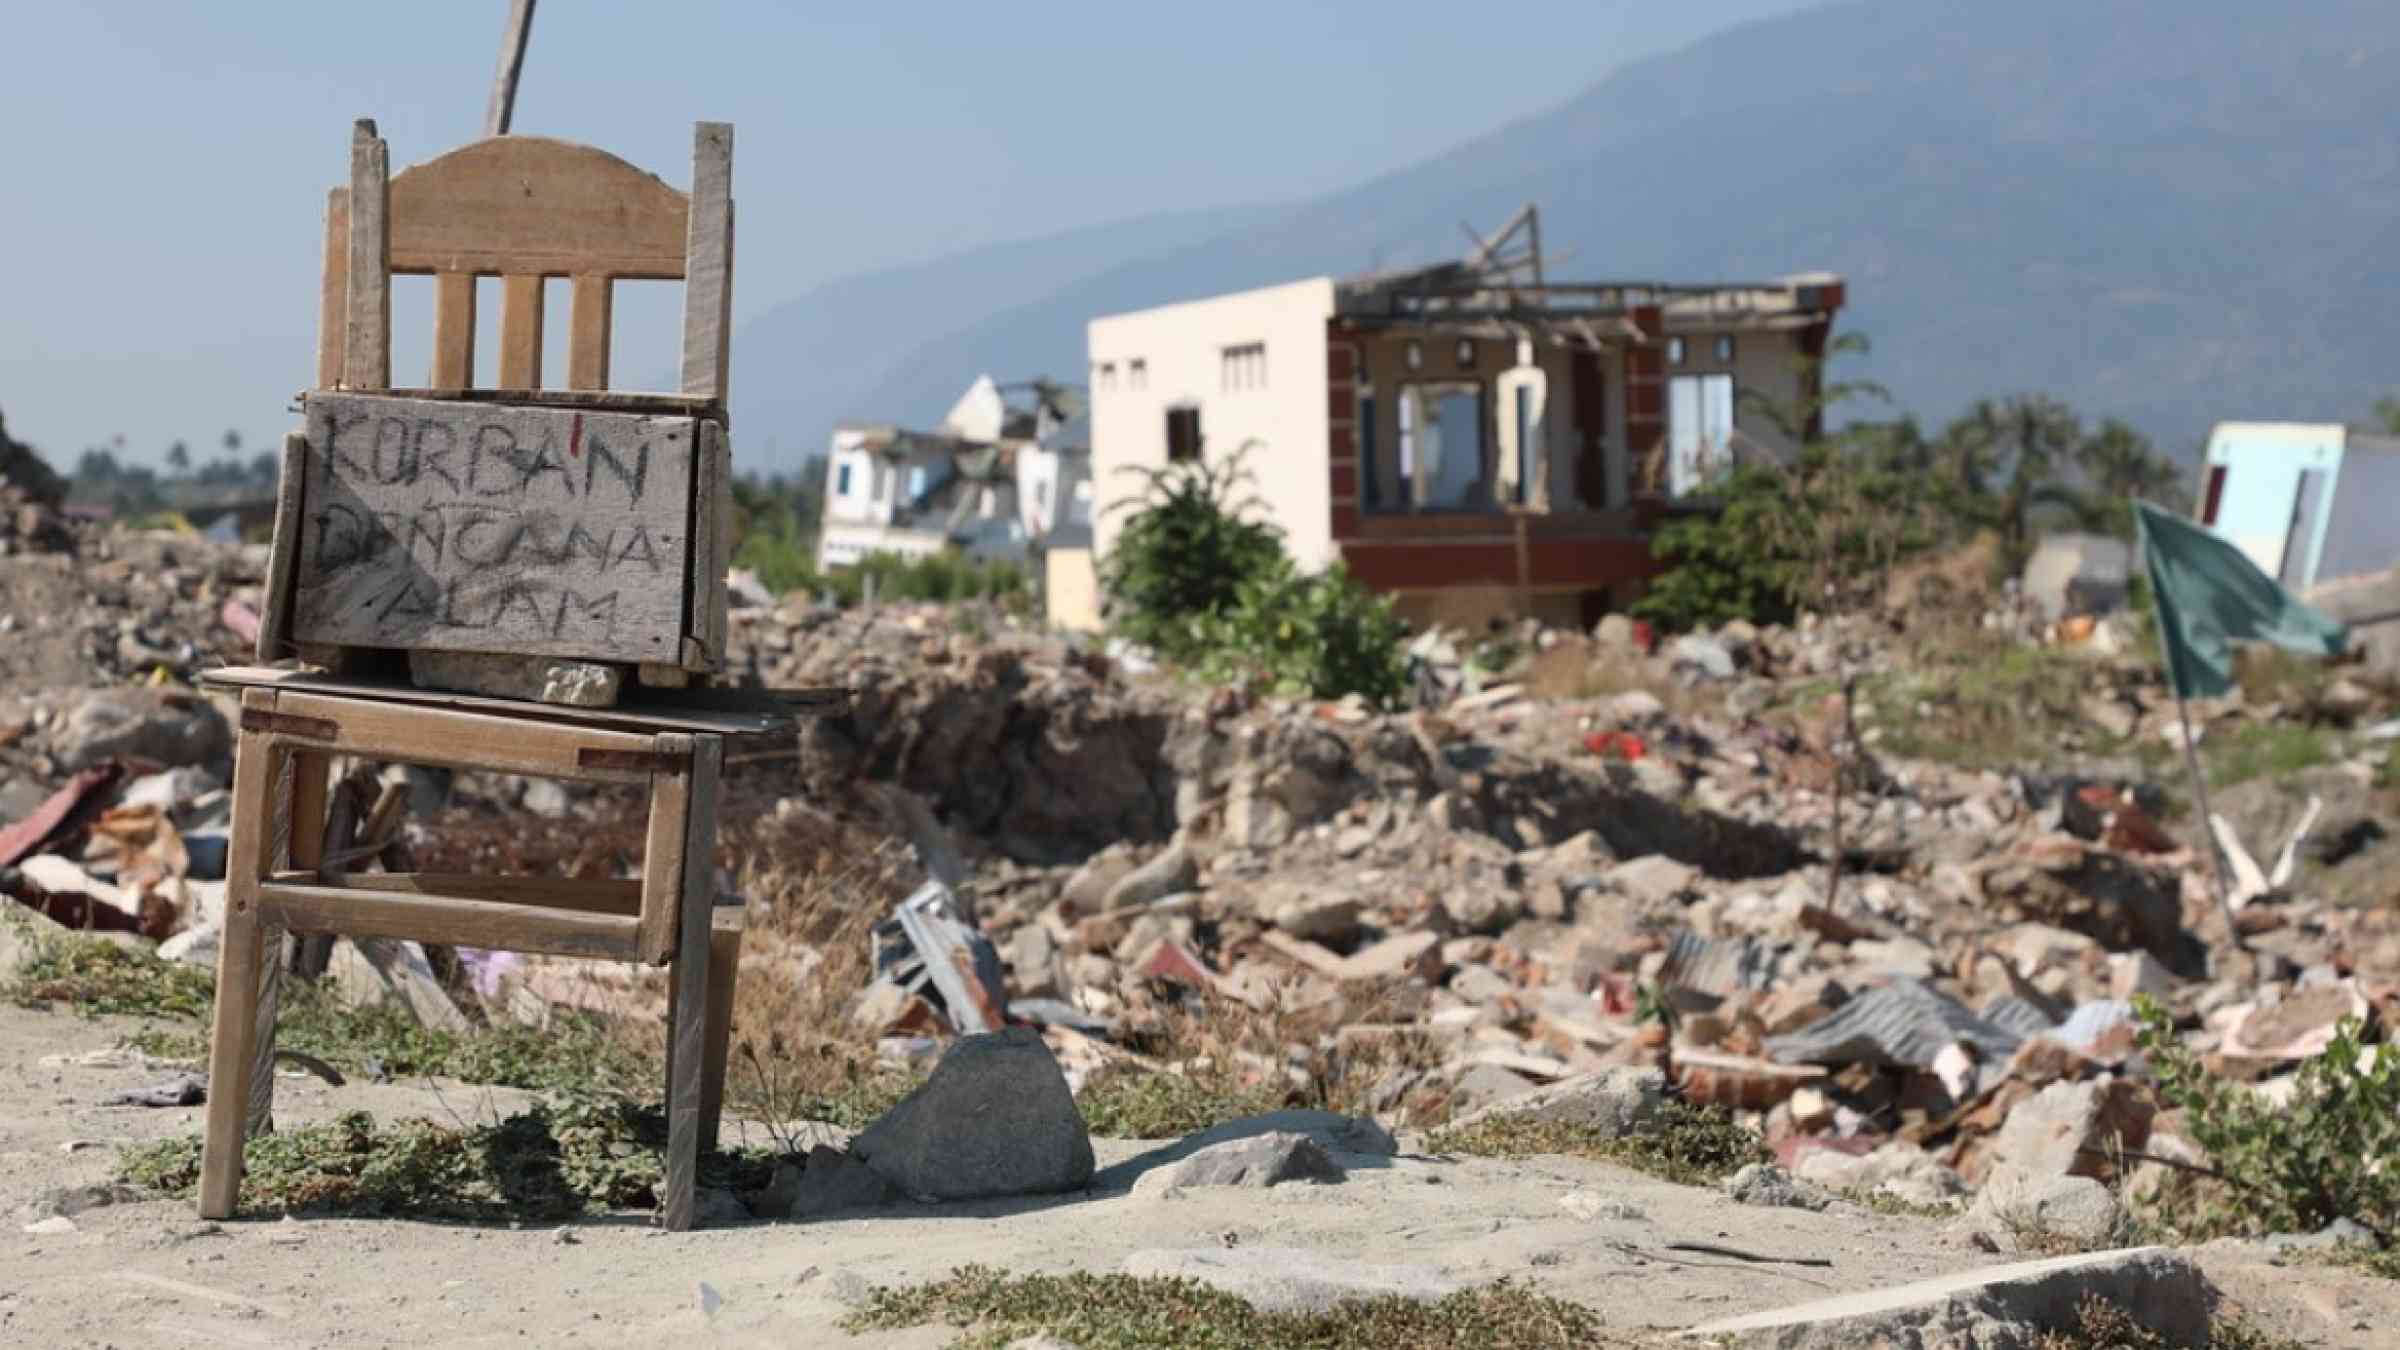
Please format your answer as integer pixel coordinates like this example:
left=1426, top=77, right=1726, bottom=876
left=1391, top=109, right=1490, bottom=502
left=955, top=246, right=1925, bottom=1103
left=4, top=527, right=2399, bottom=1250
left=0, top=412, right=75, bottom=557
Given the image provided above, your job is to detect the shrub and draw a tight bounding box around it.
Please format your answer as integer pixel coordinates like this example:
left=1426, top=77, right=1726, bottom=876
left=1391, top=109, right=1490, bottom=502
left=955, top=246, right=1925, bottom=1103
left=1193, top=557, right=1408, bottom=706
left=1098, top=443, right=1285, bottom=661
left=1423, top=1101, right=1765, bottom=1187
left=2133, top=996, right=2400, bottom=1243
left=1633, top=462, right=1805, bottom=630
left=1101, top=442, right=1407, bottom=705
left=845, top=1268, right=1614, bottom=1350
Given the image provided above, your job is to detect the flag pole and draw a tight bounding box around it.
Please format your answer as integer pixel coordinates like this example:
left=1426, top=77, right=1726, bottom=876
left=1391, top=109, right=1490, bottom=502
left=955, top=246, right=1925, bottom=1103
left=2137, top=500, right=2245, bottom=957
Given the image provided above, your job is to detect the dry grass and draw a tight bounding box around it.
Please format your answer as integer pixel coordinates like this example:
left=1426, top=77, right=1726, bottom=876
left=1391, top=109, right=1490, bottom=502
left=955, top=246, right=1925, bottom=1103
left=701, top=804, right=924, bottom=1138
left=1523, top=637, right=1697, bottom=719
left=417, top=789, right=924, bottom=1143
left=1084, top=978, right=1453, bottom=1136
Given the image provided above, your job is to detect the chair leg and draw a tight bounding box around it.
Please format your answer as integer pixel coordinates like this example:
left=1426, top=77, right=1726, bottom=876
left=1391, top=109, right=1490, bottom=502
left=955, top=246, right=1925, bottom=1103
left=199, top=731, right=283, bottom=1220
left=242, top=751, right=330, bottom=1138
left=660, top=736, right=723, bottom=1231
left=699, top=920, right=741, bottom=1154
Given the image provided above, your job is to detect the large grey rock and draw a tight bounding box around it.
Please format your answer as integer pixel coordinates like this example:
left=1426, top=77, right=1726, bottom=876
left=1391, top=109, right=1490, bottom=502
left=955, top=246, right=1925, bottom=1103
left=1121, top=1248, right=1460, bottom=1316
left=1681, top=1247, right=2210, bottom=1348
left=1442, top=1066, right=1666, bottom=1136
left=57, top=689, right=229, bottom=772
left=851, top=1027, right=1094, bottom=1202
left=1970, top=1163, right=2126, bottom=1250
left=1131, top=1131, right=1345, bottom=1196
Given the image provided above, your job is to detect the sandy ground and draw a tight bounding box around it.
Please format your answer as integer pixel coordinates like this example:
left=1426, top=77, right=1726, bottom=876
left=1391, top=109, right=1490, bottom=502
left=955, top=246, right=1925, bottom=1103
left=0, top=1004, right=2392, bottom=1349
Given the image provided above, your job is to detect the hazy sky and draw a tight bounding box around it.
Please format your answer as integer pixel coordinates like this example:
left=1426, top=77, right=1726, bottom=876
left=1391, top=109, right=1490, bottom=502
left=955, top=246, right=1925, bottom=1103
left=0, top=1, right=1811, bottom=470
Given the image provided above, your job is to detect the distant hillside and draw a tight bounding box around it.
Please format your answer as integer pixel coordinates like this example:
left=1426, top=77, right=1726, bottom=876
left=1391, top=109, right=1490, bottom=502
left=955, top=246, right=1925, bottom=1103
left=735, top=0, right=2400, bottom=470
left=724, top=204, right=1272, bottom=463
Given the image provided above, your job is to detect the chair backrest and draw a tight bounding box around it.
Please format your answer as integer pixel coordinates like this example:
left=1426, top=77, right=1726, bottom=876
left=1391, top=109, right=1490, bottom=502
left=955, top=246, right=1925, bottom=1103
left=315, top=119, right=733, bottom=404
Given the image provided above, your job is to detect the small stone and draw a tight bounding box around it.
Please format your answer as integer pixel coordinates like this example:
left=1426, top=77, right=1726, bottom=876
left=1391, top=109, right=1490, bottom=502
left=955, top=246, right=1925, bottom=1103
left=1608, top=690, right=1667, bottom=723
left=2266, top=1216, right=2378, bottom=1253
left=21, top=1215, right=75, bottom=1236
left=695, top=1280, right=724, bottom=1320
left=1273, top=892, right=1362, bottom=943
left=1558, top=1189, right=1647, bottom=1222
left=1135, top=1132, right=1345, bottom=1195
left=1971, top=1163, right=2127, bottom=1250
left=1440, top=869, right=1524, bottom=934
left=1102, top=841, right=1196, bottom=912
left=1725, top=1163, right=1830, bottom=1211
left=521, top=778, right=573, bottom=819
left=752, top=1146, right=899, bottom=1219
left=1442, top=1067, right=1666, bottom=1137
left=1604, top=856, right=1699, bottom=908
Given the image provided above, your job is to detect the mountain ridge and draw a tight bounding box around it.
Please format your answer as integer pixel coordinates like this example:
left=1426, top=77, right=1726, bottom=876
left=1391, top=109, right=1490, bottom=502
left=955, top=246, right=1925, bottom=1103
left=733, top=0, right=2400, bottom=472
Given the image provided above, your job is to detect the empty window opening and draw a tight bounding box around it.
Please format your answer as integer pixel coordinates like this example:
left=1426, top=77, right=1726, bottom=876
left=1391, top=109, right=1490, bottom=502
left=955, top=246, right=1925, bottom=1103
left=1455, top=338, right=1477, bottom=369
left=906, top=465, right=928, bottom=503
left=1128, top=358, right=1148, bottom=391
left=835, top=461, right=854, bottom=498
left=1359, top=386, right=1380, bottom=513
left=1667, top=373, right=1735, bottom=497
left=1221, top=342, right=1266, bottom=392
left=2201, top=465, right=2228, bottom=526
left=1512, top=383, right=1535, bottom=506
left=1406, top=383, right=1488, bottom=510
left=1713, top=334, right=1736, bottom=363
left=1096, top=361, right=1117, bottom=392
left=1666, top=336, right=1687, bottom=367
left=1166, top=405, right=1202, bottom=463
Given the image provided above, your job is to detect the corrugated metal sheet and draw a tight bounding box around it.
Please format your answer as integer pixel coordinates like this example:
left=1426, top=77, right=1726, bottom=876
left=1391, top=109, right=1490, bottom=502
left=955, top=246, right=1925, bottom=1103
left=1765, top=978, right=2023, bottom=1070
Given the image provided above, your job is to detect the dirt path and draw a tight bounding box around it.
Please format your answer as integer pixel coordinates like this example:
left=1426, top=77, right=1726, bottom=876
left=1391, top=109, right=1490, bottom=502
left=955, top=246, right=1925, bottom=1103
left=0, top=1002, right=2388, bottom=1349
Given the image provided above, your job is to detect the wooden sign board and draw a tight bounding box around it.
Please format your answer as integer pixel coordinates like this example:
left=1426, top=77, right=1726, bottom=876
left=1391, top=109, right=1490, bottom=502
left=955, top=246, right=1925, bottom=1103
left=289, top=391, right=706, bottom=665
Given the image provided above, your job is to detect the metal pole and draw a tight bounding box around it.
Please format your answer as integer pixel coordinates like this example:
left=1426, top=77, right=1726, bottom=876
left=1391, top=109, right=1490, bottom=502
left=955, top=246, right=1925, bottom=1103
left=484, top=0, right=538, bottom=137
left=2139, top=503, right=2244, bottom=955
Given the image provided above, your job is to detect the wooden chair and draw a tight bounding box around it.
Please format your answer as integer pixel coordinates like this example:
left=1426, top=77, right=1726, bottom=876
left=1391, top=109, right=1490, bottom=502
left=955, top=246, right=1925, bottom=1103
left=199, top=119, right=770, bottom=1231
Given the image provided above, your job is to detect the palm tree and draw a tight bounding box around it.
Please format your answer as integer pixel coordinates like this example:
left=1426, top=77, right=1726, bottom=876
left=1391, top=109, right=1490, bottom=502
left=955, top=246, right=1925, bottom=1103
left=2374, top=396, right=2400, bottom=436
left=1937, top=395, right=2082, bottom=569
left=166, top=440, right=191, bottom=475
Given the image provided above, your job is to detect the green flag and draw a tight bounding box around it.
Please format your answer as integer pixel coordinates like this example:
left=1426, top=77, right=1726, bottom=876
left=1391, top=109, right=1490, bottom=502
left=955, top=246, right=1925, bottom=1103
left=2133, top=499, right=2349, bottom=700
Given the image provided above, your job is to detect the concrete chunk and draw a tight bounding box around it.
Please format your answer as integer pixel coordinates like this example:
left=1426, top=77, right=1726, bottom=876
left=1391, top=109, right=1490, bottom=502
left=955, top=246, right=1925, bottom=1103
left=1681, top=1247, right=2210, bottom=1348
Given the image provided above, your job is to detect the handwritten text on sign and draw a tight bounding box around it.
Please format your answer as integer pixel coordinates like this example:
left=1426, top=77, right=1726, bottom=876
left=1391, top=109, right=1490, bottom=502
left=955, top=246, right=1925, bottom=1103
left=292, top=393, right=695, bottom=661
